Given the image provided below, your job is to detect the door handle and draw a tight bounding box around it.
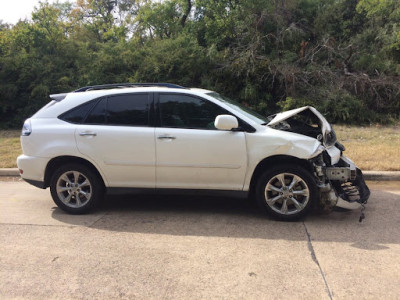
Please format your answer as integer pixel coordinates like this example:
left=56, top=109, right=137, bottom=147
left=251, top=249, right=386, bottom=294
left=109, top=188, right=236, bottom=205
left=79, top=132, right=97, bottom=137
left=157, top=135, right=176, bottom=140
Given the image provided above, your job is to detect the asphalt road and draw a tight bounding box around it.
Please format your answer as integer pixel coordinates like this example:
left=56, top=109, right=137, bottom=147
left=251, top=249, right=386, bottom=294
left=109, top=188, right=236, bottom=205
left=1, top=179, right=399, bottom=299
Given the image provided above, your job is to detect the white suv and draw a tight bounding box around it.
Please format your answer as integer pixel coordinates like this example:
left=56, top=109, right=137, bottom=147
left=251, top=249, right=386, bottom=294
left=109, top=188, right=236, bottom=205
left=17, top=83, right=370, bottom=220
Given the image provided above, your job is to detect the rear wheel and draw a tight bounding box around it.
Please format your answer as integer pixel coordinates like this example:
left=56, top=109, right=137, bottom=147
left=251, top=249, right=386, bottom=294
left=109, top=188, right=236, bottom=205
left=256, top=164, right=317, bottom=221
left=50, top=164, right=103, bottom=214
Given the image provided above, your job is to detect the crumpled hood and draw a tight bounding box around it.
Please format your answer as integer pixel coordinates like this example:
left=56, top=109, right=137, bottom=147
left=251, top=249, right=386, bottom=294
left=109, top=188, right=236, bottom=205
left=267, top=106, right=334, bottom=147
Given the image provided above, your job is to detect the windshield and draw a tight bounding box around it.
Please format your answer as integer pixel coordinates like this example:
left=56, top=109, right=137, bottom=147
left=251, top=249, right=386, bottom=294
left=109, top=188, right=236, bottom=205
left=206, top=92, right=268, bottom=124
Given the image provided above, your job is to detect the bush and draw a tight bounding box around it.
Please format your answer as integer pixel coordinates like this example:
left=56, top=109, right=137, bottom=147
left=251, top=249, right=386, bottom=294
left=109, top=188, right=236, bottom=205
left=278, top=91, right=378, bottom=124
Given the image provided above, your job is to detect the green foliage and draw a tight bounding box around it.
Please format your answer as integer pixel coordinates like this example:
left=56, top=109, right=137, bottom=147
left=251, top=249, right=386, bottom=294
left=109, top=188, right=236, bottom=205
left=278, top=96, right=315, bottom=111
left=0, top=0, right=399, bottom=128
left=279, top=90, right=389, bottom=125
left=130, top=34, right=209, bottom=85
left=354, top=0, right=400, bottom=74
left=135, top=0, right=182, bottom=39
left=314, top=0, right=366, bottom=40
left=322, top=93, right=370, bottom=124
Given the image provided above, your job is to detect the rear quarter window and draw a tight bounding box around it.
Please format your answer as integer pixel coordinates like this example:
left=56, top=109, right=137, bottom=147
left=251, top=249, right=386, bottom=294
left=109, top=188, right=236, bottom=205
left=59, top=100, right=97, bottom=124
left=84, top=98, right=107, bottom=124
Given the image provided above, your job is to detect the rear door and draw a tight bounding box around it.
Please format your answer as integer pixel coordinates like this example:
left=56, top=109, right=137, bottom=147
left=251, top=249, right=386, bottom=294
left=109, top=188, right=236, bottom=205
left=75, top=93, right=155, bottom=188
left=155, top=93, right=247, bottom=190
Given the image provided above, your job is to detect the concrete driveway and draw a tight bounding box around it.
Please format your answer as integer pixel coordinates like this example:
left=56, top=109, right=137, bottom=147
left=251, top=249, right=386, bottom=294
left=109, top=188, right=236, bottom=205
left=1, top=179, right=399, bottom=299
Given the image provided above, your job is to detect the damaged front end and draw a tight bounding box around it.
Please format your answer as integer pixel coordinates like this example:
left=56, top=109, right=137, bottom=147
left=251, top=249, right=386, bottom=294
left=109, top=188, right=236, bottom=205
left=267, top=106, right=370, bottom=213
left=312, top=154, right=370, bottom=212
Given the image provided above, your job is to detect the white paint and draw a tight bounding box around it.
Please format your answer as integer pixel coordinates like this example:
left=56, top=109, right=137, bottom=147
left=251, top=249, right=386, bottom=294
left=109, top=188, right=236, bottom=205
left=18, top=87, right=350, bottom=195
left=155, top=128, right=247, bottom=190
left=75, top=126, right=156, bottom=188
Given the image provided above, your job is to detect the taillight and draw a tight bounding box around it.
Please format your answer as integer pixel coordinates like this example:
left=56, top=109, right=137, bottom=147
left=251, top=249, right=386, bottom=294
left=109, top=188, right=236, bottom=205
left=21, top=119, right=32, bottom=136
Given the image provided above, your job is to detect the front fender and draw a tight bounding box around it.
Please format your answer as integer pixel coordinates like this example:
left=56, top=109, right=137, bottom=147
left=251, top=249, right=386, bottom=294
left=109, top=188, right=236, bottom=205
left=243, top=128, right=323, bottom=191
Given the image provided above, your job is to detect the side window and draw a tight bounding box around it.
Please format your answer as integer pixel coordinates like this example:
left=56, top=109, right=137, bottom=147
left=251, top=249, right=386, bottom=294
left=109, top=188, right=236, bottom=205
left=107, top=94, right=149, bottom=126
left=59, top=100, right=96, bottom=124
left=159, top=94, right=228, bottom=130
left=83, top=94, right=150, bottom=126
left=85, top=98, right=106, bottom=124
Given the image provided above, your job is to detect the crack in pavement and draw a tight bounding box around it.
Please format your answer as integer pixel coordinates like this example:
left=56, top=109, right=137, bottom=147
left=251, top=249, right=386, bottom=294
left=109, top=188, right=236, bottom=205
left=303, top=221, right=333, bottom=300
left=88, top=211, right=110, bottom=228
left=0, top=213, right=108, bottom=229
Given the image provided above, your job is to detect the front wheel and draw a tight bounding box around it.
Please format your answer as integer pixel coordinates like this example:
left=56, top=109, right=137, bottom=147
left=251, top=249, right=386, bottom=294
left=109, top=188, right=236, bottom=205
left=50, top=164, right=104, bottom=214
left=255, top=165, right=317, bottom=221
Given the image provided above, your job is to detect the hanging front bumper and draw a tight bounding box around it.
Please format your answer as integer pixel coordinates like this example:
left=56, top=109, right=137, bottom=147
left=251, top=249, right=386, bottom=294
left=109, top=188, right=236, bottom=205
left=319, top=154, right=370, bottom=210
left=333, top=168, right=370, bottom=209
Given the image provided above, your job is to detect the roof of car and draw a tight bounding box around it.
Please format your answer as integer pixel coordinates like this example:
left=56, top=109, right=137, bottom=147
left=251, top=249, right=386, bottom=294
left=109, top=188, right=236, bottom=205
left=188, top=88, right=213, bottom=93
left=50, top=83, right=213, bottom=102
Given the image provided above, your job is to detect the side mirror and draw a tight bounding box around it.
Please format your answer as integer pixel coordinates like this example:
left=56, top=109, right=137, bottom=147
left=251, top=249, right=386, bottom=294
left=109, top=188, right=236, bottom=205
left=214, top=115, right=239, bottom=130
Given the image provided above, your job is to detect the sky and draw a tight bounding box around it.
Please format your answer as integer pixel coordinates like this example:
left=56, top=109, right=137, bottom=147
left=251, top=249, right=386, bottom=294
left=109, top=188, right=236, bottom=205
left=0, top=0, right=60, bottom=24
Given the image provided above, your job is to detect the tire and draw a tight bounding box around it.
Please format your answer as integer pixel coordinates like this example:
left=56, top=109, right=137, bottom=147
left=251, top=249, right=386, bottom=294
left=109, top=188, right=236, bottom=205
left=50, top=163, right=104, bottom=214
left=255, top=164, right=317, bottom=221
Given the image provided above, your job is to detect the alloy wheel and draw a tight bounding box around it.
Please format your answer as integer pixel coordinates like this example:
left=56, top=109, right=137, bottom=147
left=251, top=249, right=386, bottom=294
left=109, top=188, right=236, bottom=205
left=264, top=173, right=310, bottom=215
left=56, top=171, right=92, bottom=208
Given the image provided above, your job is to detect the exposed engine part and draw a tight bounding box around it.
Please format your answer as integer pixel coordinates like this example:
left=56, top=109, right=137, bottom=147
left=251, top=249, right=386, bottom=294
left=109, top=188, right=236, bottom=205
left=267, top=109, right=326, bottom=141
left=318, top=183, right=339, bottom=212
left=325, top=156, right=357, bottom=181
left=312, top=153, right=370, bottom=216
left=315, top=165, right=324, bottom=177
left=331, top=169, right=370, bottom=205
left=325, top=167, right=354, bottom=181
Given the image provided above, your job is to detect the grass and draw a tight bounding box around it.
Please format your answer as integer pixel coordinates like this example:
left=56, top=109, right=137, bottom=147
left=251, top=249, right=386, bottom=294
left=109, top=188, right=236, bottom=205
left=334, top=124, right=400, bottom=171
left=0, top=130, right=21, bottom=168
left=0, top=125, right=399, bottom=170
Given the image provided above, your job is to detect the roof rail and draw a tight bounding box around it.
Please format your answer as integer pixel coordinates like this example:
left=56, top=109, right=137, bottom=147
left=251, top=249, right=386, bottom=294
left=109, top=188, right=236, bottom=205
left=73, top=83, right=185, bottom=92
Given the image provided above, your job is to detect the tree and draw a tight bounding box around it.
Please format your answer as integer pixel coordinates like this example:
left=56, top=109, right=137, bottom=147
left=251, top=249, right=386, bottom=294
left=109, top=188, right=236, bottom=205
left=0, top=0, right=399, bottom=128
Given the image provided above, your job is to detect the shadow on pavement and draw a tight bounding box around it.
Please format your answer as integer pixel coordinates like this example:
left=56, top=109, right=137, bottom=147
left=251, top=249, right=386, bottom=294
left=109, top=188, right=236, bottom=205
left=51, top=189, right=400, bottom=248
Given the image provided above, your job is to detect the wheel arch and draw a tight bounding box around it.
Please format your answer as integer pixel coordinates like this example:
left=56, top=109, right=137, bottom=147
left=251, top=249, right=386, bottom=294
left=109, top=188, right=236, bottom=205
left=44, top=156, right=106, bottom=189
left=249, top=155, right=314, bottom=196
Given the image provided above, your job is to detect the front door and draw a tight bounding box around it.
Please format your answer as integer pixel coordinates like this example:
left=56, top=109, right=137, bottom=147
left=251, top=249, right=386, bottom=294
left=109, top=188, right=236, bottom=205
left=155, top=93, right=247, bottom=190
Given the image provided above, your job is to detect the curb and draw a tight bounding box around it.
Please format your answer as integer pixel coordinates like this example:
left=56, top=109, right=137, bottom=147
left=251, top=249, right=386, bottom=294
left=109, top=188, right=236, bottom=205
left=1, top=168, right=400, bottom=181
left=362, top=171, right=400, bottom=181
left=0, top=168, right=19, bottom=176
